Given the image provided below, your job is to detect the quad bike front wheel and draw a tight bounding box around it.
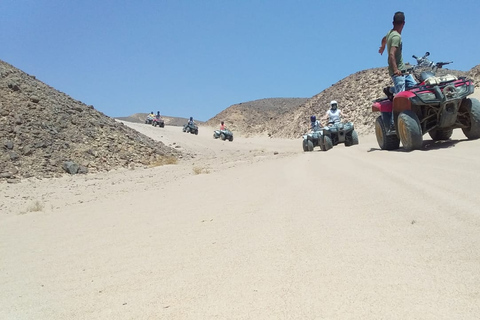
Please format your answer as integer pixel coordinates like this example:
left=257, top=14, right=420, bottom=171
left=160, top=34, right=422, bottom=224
left=220, top=133, right=226, bottom=140
left=375, top=116, right=400, bottom=150
left=229, top=136, right=233, bottom=142
left=323, top=136, right=333, bottom=151
left=428, top=128, right=453, bottom=141
left=194, top=130, right=198, bottom=135
left=345, top=130, right=359, bottom=146
left=398, top=111, right=423, bottom=151
left=461, top=98, right=480, bottom=139
left=213, top=133, right=218, bottom=139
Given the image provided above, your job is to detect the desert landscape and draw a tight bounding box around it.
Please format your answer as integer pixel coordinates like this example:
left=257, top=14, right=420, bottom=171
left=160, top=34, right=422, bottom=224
left=1, top=57, right=480, bottom=319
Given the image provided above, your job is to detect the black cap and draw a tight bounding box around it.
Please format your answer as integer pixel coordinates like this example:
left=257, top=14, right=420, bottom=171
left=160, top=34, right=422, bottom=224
left=393, top=11, right=405, bottom=24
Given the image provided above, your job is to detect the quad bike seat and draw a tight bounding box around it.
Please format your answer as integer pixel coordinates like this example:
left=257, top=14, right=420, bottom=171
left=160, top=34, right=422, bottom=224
left=383, top=87, right=394, bottom=101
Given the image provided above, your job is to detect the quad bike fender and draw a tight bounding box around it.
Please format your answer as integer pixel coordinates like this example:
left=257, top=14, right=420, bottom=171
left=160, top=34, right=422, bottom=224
left=393, top=91, right=415, bottom=113
left=372, top=100, right=392, bottom=113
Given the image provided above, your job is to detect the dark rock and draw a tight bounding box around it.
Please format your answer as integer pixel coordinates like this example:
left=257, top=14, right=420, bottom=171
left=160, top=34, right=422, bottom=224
left=0, top=172, right=12, bottom=178
left=30, top=96, right=40, bottom=103
left=62, top=161, right=79, bottom=174
left=4, top=140, right=13, bottom=149
left=9, top=151, right=19, bottom=161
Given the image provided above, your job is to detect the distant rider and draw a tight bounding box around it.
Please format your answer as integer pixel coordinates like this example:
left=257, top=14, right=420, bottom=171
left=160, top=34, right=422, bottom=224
left=148, top=111, right=155, bottom=119
left=156, top=111, right=161, bottom=119
left=310, top=115, right=321, bottom=132
left=325, top=100, right=342, bottom=125
left=220, top=121, right=226, bottom=131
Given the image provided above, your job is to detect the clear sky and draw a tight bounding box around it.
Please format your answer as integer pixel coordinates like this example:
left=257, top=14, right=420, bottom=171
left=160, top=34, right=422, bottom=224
left=2, top=0, right=479, bottom=120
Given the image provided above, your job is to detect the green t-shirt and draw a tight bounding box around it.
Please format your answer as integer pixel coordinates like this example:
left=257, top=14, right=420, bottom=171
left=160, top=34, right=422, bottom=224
left=386, top=30, right=405, bottom=76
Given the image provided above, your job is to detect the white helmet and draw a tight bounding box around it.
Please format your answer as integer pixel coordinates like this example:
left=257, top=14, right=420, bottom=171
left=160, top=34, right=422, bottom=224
left=330, top=100, right=338, bottom=110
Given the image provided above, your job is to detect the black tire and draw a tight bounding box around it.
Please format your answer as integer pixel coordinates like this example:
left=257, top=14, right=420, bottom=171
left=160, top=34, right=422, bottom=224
left=375, top=116, right=400, bottom=150
left=213, top=133, right=218, bottom=139
left=428, top=128, right=453, bottom=140
left=302, top=139, right=308, bottom=151
left=307, top=140, right=314, bottom=151
left=195, top=129, right=198, bottom=135
left=398, top=110, right=423, bottom=151
left=345, top=130, right=359, bottom=146
left=229, top=135, right=233, bottom=142
left=160, top=123, right=164, bottom=128
left=220, top=133, right=226, bottom=140
left=461, top=98, right=480, bottom=139
left=323, top=136, right=333, bottom=151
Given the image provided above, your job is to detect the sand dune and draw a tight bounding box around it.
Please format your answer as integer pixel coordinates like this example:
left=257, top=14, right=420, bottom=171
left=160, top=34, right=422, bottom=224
left=1, top=120, right=480, bottom=319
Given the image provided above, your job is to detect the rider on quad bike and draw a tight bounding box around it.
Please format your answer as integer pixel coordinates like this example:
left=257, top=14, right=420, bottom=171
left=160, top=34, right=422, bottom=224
left=302, top=115, right=323, bottom=151
left=320, top=102, right=358, bottom=151
left=372, top=52, right=479, bottom=151
left=213, top=121, right=233, bottom=141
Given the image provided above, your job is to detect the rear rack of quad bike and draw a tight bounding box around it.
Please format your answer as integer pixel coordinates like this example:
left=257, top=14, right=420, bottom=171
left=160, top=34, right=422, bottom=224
left=410, top=76, right=474, bottom=105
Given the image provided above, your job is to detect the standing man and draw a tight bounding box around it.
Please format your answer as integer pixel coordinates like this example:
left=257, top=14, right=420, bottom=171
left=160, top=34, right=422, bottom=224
left=378, top=11, right=416, bottom=132
left=379, top=11, right=416, bottom=94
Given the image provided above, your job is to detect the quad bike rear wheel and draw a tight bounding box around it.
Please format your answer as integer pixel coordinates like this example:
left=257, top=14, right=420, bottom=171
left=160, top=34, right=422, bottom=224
left=428, top=128, right=453, bottom=141
left=461, top=98, right=480, bottom=139
left=323, top=136, right=333, bottom=151
left=195, top=129, right=198, bottom=135
left=397, top=111, right=423, bottom=151
left=229, top=135, right=233, bottom=142
left=375, top=116, right=400, bottom=150
left=345, top=130, right=359, bottom=146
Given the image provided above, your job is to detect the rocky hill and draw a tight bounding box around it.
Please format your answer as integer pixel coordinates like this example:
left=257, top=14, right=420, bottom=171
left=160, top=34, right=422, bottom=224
left=0, top=60, right=178, bottom=181
left=204, top=98, right=308, bottom=136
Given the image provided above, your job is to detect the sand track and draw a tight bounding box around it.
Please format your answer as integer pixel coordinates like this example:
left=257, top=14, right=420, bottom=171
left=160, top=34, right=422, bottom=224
left=1, top=122, right=480, bottom=319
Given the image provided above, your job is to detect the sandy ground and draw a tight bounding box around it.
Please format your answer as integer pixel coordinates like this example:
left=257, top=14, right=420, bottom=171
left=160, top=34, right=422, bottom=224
left=1, top=111, right=480, bottom=319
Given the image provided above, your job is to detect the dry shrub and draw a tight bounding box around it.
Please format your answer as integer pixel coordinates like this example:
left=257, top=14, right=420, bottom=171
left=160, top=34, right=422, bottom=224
left=24, top=200, right=44, bottom=213
left=193, top=166, right=210, bottom=175
left=149, top=156, right=178, bottom=167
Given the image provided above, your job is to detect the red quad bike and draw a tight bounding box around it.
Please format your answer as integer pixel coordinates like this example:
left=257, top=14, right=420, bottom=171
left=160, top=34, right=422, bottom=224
left=372, top=52, right=480, bottom=151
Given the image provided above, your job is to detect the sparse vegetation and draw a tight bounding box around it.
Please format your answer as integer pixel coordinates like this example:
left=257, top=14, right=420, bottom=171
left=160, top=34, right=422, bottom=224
left=193, top=166, right=210, bottom=175
left=24, top=200, right=44, bottom=213
left=149, top=156, right=178, bottom=168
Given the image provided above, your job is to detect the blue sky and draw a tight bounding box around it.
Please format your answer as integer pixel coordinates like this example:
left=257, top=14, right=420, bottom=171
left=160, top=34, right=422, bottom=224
left=1, top=0, right=479, bottom=120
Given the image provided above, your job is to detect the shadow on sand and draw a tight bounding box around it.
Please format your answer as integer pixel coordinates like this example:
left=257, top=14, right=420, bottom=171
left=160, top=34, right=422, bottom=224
left=367, top=137, right=470, bottom=153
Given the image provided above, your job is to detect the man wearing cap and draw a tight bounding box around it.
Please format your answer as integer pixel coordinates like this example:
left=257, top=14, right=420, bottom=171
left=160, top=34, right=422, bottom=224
left=379, top=11, right=416, bottom=94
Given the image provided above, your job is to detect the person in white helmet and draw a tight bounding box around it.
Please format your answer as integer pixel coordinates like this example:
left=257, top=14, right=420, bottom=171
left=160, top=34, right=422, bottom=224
left=325, top=100, right=342, bottom=125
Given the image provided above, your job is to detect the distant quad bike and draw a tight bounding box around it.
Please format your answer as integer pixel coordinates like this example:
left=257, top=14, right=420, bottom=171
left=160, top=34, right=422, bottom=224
left=372, top=52, right=479, bottom=151
left=183, top=122, right=198, bottom=135
left=213, top=129, right=234, bottom=141
left=302, top=130, right=323, bottom=151
left=145, top=116, right=154, bottom=124
left=152, top=117, right=165, bottom=128
left=320, top=121, right=359, bottom=151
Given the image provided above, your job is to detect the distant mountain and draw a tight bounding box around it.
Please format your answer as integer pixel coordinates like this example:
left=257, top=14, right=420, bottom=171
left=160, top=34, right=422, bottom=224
left=204, top=98, right=308, bottom=136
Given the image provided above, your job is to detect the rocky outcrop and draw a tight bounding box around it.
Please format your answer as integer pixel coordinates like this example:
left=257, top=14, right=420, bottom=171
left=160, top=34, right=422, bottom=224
left=0, top=60, right=178, bottom=181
